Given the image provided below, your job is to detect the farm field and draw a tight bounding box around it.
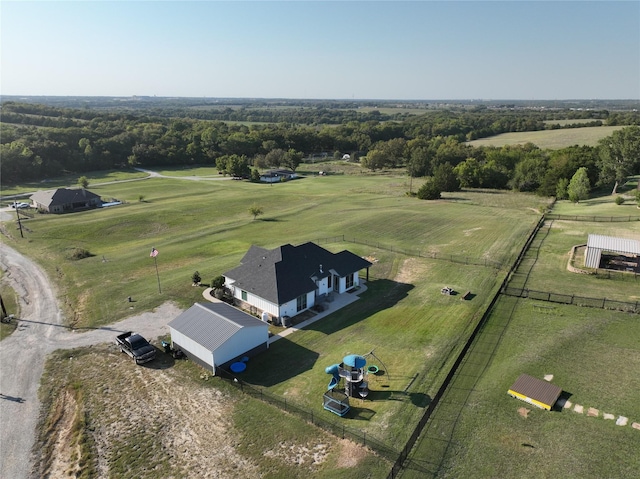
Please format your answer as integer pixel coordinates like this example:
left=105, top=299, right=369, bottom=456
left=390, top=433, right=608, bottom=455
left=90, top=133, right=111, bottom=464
left=2, top=170, right=557, bottom=477
left=0, top=169, right=149, bottom=198
left=2, top=174, right=549, bottom=329
left=400, top=197, right=640, bottom=478
left=429, top=300, right=640, bottom=479
left=467, top=125, right=625, bottom=149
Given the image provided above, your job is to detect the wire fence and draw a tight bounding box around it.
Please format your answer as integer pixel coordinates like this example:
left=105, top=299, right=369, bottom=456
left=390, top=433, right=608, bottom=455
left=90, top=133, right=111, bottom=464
left=386, top=216, right=547, bottom=478
left=502, top=286, right=640, bottom=314
left=313, top=235, right=504, bottom=270
left=545, top=214, right=640, bottom=222
left=215, top=368, right=400, bottom=463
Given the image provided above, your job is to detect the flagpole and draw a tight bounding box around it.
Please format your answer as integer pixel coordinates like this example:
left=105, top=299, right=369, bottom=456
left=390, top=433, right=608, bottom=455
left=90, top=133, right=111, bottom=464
left=150, top=248, right=161, bottom=294
left=154, top=255, right=161, bottom=293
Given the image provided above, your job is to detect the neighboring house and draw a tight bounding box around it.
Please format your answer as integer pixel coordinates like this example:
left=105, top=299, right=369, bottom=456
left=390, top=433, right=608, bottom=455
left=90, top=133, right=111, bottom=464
left=30, top=188, right=102, bottom=214
left=168, top=302, right=269, bottom=374
left=260, top=169, right=297, bottom=183
left=223, top=242, right=372, bottom=321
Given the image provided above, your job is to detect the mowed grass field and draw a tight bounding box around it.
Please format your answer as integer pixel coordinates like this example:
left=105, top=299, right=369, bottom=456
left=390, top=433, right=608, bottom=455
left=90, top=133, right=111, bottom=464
left=401, top=196, right=640, bottom=478
left=467, top=125, right=625, bottom=149
left=436, top=299, right=640, bottom=479
left=3, top=174, right=548, bottom=329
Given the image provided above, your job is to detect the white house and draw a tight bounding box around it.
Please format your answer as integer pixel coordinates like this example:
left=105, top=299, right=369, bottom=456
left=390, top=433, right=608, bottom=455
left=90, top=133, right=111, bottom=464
left=259, top=169, right=297, bottom=183
left=168, top=302, right=269, bottom=373
left=223, top=242, right=372, bottom=322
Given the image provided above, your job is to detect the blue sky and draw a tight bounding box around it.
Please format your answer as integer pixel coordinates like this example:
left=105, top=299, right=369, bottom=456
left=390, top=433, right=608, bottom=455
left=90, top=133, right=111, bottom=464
left=1, top=1, right=638, bottom=100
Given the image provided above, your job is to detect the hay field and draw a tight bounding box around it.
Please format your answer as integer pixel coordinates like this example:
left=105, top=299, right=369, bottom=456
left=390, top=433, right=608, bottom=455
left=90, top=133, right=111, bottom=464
left=467, top=126, right=625, bottom=149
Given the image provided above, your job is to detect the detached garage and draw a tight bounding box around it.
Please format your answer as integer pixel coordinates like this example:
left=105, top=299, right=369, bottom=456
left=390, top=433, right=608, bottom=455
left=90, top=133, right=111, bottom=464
left=168, top=302, right=269, bottom=374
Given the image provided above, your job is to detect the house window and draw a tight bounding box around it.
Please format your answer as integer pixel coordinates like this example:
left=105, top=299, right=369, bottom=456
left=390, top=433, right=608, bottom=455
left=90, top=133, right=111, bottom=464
left=241, top=290, right=247, bottom=301
left=345, top=273, right=354, bottom=290
left=296, top=294, right=307, bottom=312
left=327, top=275, right=332, bottom=288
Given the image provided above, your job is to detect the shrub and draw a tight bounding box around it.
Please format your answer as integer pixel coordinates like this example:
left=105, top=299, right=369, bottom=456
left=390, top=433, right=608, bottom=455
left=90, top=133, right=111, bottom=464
left=210, top=275, right=225, bottom=289
left=68, top=248, right=93, bottom=260
left=417, top=180, right=442, bottom=200
left=191, top=271, right=201, bottom=285
left=615, top=196, right=625, bottom=205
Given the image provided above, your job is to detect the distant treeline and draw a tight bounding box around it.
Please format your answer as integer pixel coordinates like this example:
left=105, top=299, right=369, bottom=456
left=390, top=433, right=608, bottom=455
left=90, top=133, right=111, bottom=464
left=1, top=101, right=639, bottom=198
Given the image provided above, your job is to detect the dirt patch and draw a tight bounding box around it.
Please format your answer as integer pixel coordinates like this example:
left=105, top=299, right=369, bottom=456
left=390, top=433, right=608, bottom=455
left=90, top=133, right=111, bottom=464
left=264, top=441, right=329, bottom=468
left=43, top=388, right=83, bottom=478
left=394, top=257, right=428, bottom=284
left=518, top=407, right=531, bottom=418
left=36, top=347, right=261, bottom=478
left=336, top=438, right=369, bottom=468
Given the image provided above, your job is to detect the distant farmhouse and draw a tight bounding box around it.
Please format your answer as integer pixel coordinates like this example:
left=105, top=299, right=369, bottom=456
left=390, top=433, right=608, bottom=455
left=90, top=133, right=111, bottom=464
left=223, top=242, right=372, bottom=322
left=260, top=169, right=297, bottom=183
left=31, top=188, right=101, bottom=214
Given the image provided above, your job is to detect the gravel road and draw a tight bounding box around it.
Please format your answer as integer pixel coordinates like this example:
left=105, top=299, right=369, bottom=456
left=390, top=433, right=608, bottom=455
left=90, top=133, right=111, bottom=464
left=0, top=242, right=182, bottom=479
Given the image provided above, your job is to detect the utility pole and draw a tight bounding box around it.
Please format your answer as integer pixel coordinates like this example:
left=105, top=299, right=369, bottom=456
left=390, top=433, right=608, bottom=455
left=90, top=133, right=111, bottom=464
left=14, top=202, right=24, bottom=238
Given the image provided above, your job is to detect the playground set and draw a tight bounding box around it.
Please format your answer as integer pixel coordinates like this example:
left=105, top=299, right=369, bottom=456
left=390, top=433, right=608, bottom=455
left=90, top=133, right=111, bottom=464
left=323, top=351, right=386, bottom=416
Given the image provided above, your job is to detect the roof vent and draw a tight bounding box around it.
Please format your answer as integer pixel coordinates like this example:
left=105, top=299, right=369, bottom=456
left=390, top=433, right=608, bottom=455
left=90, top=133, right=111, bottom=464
left=319, top=264, right=323, bottom=273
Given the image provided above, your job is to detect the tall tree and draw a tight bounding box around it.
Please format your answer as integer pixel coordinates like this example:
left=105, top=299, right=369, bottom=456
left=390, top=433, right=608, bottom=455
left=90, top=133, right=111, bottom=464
left=597, top=126, right=640, bottom=194
left=567, top=167, right=590, bottom=203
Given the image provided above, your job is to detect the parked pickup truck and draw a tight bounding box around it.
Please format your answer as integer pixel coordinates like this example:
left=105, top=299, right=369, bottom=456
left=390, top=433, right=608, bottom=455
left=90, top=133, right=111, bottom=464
left=115, top=332, right=156, bottom=364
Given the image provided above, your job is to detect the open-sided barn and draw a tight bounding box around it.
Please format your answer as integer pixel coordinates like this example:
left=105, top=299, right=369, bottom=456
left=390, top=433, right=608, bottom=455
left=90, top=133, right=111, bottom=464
left=584, top=234, right=640, bottom=269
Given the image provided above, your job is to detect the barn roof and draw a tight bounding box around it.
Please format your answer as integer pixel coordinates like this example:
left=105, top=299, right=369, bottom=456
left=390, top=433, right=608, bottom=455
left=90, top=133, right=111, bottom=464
left=168, top=302, right=267, bottom=353
left=508, top=374, right=562, bottom=408
left=587, top=234, right=640, bottom=255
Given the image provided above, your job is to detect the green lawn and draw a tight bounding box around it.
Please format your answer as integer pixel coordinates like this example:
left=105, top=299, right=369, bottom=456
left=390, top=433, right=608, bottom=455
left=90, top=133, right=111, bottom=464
left=401, top=194, right=640, bottom=478
left=467, top=125, right=625, bottom=149
left=0, top=169, right=149, bottom=198
left=437, top=300, right=640, bottom=479
left=3, top=175, right=548, bottom=329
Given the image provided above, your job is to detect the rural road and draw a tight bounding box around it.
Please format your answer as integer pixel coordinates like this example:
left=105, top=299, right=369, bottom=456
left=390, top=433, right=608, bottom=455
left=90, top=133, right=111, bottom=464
left=0, top=242, right=182, bottom=479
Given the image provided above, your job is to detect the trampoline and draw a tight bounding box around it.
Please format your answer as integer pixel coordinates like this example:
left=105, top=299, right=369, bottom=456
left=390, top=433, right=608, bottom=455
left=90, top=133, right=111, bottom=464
left=230, top=362, right=247, bottom=373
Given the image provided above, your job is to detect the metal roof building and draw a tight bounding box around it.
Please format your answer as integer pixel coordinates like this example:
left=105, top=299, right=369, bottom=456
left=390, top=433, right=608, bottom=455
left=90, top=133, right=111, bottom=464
left=168, top=302, right=269, bottom=373
left=507, top=374, right=562, bottom=410
left=584, top=234, right=640, bottom=269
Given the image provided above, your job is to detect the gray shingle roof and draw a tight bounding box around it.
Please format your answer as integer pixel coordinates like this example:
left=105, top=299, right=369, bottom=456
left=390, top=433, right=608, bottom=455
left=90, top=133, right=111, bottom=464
left=168, top=302, right=267, bottom=353
left=30, top=188, right=101, bottom=207
left=224, top=242, right=372, bottom=305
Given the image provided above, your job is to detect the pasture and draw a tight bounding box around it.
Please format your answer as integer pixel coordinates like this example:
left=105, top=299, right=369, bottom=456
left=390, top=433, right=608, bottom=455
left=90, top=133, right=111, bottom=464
left=400, top=194, right=640, bottom=478
left=3, top=174, right=548, bottom=330
left=467, top=125, right=625, bottom=149
left=432, top=300, right=640, bottom=479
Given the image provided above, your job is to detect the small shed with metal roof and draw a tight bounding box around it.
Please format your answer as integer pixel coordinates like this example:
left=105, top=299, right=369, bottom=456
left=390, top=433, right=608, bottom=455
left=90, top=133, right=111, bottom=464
left=168, top=302, right=269, bottom=373
left=584, top=234, right=640, bottom=269
left=507, top=373, right=562, bottom=411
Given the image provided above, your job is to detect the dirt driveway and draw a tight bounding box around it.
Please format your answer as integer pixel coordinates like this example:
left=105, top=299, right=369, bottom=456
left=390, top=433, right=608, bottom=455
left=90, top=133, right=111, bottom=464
left=0, top=243, right=181, bottom=479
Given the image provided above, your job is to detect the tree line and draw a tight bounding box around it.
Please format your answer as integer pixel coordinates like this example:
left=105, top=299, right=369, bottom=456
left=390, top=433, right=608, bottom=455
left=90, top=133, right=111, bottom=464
left=1, top=101, right=639, bottom=200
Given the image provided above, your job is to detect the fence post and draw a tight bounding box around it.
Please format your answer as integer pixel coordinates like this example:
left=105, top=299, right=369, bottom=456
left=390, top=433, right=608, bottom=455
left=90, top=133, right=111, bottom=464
left=602, top=298, right=606, bottom=308
left=311, top=411, right=313, bottom=424
left=363, top=431, right=366, bottom=446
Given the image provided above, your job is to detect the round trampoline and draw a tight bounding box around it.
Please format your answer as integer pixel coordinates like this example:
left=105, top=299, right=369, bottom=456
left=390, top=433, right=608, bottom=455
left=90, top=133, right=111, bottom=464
left=230, top=362, right=247, bottom=373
